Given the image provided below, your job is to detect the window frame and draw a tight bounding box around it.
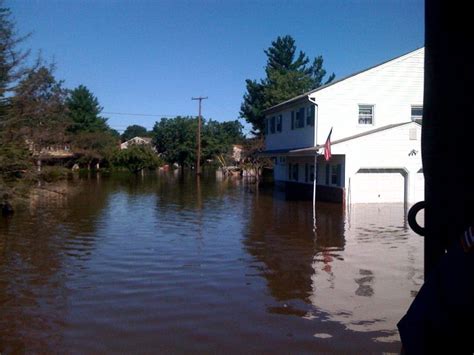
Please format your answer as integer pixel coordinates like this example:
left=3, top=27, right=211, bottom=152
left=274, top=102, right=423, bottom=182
left=270, top=116, right=276, bottom=134
left=411, top=105, right=423, bottom=121
left=358, top=104, right=375, bottom=125
left=276, top=114, right=282, bottom=132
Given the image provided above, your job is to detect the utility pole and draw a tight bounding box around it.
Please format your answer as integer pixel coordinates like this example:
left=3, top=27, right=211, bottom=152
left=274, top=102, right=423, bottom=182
left=191, top=96, right=208, bottom=175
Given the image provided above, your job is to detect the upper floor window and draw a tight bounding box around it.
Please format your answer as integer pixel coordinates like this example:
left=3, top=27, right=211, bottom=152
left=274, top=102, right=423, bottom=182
left=270, top=116, right=276, bottom=134
left=292, top=108, right=305, bottom=129
left=276, top=115, right=282, bottom=132
left=358, top=105, right=374, bottom=125
left=411, top=105, right=423, bottom=121
left=306, top=106, right=315, bottom=126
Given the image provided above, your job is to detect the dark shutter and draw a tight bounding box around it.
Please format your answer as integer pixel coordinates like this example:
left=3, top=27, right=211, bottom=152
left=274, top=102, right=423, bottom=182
left=291, top=111, right=294, bottom=130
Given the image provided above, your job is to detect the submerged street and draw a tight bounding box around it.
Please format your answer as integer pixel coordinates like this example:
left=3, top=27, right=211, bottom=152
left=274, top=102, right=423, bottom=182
left=0, top=173, right=423, bottom=353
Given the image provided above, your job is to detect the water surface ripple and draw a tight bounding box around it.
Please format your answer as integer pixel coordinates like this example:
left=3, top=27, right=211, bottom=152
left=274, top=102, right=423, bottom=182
left=0, top=173, right=423, bottom=353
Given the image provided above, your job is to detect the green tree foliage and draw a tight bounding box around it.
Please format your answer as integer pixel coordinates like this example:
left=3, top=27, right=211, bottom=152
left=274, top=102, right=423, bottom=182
left=66, top=85, right=108, bottom=133
left=152, top=116, right=244, bottom=167
left=0, top=142, right=31, bottom=180
left=0, top=4, right=29, bottom=110
left=202, top=119, right=244, bottom=159
left=1, top=3, right=32, bottom=187
left=240, top=35, right=335, bottom=135
left=121, top=124, right=149, bottom=142
left=112, top=144, right=162, bottom=174
left=5, top=65, right=69, bottom=151
left=153, top=116, right=197, bottom=167
left=66, top=85, right=120, bottom=168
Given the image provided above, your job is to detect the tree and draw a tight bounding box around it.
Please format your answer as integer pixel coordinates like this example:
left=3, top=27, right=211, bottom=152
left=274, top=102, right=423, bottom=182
left=66, top=85, right=108, bottom=133
left=0, top=3, right=29, bottom=112
left=112, top=144, right=162, bottom=174
left=121, top=124, right=149, bottom=142
left=152, top=116, right=197, bottom=168
left=202, top=119, right=244, bottom=160
left=152, top=116, right=244, bottom=168
left=240, top=35, right=335, bottom=135
left=66, top=85, right=119, bottom=168
left=5, top=64, right=69, bottom=152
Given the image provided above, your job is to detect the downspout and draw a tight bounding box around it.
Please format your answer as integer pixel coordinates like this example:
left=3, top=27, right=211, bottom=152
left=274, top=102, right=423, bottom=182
left=308, top=96, right=319, bottom=219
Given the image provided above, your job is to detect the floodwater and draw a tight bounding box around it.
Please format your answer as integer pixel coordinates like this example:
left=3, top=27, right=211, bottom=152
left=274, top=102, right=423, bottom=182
left=0, top=172, right=423, bottom=353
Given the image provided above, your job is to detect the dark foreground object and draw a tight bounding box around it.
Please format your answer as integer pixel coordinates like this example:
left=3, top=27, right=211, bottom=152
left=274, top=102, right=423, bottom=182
left=398, top=236, right=474, bottom=354
left=1, top=200, right=14, bottom=216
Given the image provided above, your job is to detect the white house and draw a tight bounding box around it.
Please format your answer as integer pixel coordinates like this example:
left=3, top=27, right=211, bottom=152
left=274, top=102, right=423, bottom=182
left=262, top=47, right=424, bottom=204
left=120, top=136, right=154, bottom=150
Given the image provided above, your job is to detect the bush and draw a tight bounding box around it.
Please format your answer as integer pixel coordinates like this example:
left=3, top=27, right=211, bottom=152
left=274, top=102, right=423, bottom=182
left=111, top=145, right=163, bottom=174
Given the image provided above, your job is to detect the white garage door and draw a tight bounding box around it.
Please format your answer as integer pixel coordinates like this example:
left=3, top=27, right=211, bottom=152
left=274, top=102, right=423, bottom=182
left=413, top=172, right=425, bottom=202
left=350, top=172, right=405, bottom=203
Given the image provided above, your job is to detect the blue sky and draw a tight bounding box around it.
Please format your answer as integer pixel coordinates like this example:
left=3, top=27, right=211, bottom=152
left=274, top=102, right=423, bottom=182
left=8, top=0, right=424, bottom=135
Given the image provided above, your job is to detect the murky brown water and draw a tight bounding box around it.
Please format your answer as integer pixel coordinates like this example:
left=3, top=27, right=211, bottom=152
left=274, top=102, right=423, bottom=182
left=0, top=172, right=423, bottom=353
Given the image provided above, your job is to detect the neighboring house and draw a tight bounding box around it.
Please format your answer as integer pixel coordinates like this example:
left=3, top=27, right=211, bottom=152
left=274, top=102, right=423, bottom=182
left=232, top=144, right=243, bottom=163
left=120, top=136, right=154, bottom=150
left=262, top=47, right=424, bottom=204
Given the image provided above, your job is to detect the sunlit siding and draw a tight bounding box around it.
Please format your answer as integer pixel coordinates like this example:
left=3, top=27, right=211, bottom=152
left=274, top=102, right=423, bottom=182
left=312, top=48, right=424, bottom=145
left=264, top=102, right=315, bottom=151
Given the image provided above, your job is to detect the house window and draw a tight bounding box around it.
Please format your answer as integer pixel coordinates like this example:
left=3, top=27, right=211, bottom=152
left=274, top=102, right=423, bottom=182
left=279, top=156, right=286, bottom=164
left=264, top=119, right=268, bottom=135
left=270, top=116, right=276, bottom=134
left=294, top=107, right=305, bottom=128
left=276, top=115, right=282, bottom=132
left=292, top=163, right=299, bottom=181
left=358, top=105, right=374, bottom=125
left=411, top=105, right=423, bottom=121
left=331, top=164, right=342, bottom=186
left=306, top=106, right=315, bottom=126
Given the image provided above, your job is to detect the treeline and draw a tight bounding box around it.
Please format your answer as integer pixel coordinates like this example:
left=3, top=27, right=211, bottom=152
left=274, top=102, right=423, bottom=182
left=0, top=4, right=244, bottom=190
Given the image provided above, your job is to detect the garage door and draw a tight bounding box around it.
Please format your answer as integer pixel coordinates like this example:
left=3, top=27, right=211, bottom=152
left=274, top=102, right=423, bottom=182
left=350, top=171, right=405, bottom=203
left=413, top=172, right=425, bottom=202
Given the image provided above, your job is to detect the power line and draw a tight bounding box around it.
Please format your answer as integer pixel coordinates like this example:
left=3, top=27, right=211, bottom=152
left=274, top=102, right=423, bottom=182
left=103, top=111, right=185, bottom=118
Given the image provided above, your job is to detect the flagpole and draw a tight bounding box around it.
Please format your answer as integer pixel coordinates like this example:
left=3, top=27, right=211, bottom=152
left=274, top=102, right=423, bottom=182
left=313, top=152, right=317, bottom=231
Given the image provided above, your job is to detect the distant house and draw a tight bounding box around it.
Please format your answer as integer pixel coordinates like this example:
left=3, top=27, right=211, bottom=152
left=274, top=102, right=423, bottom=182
left=232, top=144, right=243, bottom=162
left=262, top=47, right=424, bottom=204
left=120, top=136, right=154, bottom=150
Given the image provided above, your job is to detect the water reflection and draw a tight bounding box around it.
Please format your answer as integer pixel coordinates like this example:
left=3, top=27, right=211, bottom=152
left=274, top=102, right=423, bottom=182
left=0, top=179, right=112, bottom=352
left=0, top=174, right=423, bottom=353
left=309, top=204, right=423, bottom=342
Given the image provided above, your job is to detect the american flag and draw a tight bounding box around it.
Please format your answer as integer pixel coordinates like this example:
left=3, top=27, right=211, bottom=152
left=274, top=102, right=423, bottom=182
left=324, top=128, right=333, bottom=161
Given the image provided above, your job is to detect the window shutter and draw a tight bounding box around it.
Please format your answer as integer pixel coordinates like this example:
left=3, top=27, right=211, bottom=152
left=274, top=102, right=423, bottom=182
left=305, top=163, right=308, bottom=182
left=325, top=164, right=329, bottom=185
left=291, top=111, right=294, bottom=130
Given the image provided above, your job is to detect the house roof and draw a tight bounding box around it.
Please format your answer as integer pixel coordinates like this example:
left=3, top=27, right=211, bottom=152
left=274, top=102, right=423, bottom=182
left=263, top=47, right=424, bottom=115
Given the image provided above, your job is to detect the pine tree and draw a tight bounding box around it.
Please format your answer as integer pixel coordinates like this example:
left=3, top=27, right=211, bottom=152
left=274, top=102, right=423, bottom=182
left=67, top=85, right=108, bottom=133
left=240, top=35, right=334, bottom=135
